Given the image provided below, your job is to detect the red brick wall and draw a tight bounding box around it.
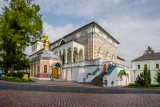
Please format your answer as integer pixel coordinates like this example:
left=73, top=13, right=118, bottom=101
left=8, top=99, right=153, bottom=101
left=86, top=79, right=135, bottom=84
left=42, top=74, right=48, bottom=78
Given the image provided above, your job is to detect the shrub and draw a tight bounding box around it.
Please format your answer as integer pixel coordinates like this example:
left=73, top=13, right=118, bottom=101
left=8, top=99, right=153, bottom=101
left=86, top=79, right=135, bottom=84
left=5, top=71, right=24, bottom=79
left=16, top=71, right=24, bottom=79
left=155, top=70, right=160, bottom=84
left=128, top=83, right=141, bottom=86
left=1, top=74, right=34, bottom=82
left=149, top=84, right=160, bottom=87
left=135, top=66, right=151, bottom=86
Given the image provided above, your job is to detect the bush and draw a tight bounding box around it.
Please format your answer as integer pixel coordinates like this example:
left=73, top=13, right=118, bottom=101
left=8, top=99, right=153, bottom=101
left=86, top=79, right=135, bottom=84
left=149, top=84, right=160, bottom=87
left=128, top=83, right=141, bottom=86
left=5, top=71, right=24, bottom=79
left=1, top=74, right=34, bottom=82
left=135, top=66, right=151, bottom=86
left=16, top=71, right=24, bottom=79
left=155, top=70, right=160, bottom=84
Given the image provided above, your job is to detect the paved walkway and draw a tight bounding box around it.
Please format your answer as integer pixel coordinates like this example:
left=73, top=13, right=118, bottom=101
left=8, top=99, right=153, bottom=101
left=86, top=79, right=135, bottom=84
left=0, top=80, right=160, bottom=107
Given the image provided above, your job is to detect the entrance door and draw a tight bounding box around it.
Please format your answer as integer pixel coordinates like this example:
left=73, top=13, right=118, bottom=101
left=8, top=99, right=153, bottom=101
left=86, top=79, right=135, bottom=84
left=52, top=68, right=58, bottom=78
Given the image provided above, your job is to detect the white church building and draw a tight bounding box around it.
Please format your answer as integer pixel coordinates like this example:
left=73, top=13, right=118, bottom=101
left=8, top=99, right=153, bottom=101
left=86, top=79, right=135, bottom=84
left=29, top=22, right=131, bottom=87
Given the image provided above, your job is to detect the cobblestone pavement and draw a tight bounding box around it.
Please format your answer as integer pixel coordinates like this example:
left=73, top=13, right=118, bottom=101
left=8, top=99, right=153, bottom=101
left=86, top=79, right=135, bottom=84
left=0, top=80, right=160, bottom=107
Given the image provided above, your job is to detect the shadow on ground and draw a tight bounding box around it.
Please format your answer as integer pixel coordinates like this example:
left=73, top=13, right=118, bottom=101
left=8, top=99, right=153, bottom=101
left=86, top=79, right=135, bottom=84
left=0, top=81, right=160, bottom=94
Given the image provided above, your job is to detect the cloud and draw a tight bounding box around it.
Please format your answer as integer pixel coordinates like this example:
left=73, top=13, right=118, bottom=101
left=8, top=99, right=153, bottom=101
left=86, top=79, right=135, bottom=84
left=43, top=22, right=76, bottom=43
left=36, top=0, right=124, bottom=19
left=25, top=22, right=76, bottom=55
left=36, top=0, right=160, bottom=21
left=1, top=0, right=160, bottom=67
left=98, top=16, right=160, bottom=66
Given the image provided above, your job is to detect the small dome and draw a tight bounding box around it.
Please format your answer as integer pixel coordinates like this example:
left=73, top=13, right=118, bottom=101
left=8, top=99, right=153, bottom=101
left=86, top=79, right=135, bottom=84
left=44, top=39, right=49, bottom=46
left=43, top=32, right=48, bottom=39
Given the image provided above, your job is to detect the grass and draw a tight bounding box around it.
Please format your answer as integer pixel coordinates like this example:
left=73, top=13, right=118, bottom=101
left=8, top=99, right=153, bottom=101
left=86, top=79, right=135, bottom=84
left=124, top=86, right=160, bottom=89
left=1, top=74, right=35, bottom=82
left=124, top=84, right=160, bottom=89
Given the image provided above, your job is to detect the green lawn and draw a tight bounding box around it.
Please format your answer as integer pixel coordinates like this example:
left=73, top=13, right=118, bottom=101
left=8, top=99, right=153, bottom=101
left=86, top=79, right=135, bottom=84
left=124, top=85, right=160, bottom=89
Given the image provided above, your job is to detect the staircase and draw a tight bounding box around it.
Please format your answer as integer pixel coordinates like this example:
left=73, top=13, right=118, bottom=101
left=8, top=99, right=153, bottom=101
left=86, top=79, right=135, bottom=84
left=88, top=65, right=117, bottom=86
left=88, top=71, right=105, bottom=86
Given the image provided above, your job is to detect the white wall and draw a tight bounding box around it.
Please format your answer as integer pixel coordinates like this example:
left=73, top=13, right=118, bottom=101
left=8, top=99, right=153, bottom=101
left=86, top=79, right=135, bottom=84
left=62, top=65, right=102, bottom=82
left=103, top=66, right=131, bottom=87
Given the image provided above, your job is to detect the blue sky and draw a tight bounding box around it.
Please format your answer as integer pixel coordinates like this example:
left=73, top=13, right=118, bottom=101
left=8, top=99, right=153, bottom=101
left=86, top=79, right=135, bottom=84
left=0, top=0, right=160, bottom=67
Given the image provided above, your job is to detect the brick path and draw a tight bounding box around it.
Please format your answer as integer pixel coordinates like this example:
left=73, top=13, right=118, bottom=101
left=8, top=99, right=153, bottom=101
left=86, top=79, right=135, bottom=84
left=0, top=80, right=160, bottom=107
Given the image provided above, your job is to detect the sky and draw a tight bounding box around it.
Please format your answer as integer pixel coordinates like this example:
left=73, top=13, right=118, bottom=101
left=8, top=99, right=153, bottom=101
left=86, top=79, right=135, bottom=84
left=0, top=0, right=160, bottom=67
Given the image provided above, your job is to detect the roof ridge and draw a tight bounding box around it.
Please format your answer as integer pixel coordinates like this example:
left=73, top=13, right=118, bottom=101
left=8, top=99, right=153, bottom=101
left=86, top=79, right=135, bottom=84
left=132, top=52, right=160, bottom=61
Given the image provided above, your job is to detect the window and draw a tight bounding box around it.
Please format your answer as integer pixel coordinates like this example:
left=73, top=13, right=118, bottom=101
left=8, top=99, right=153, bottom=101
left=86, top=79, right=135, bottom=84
left=156, top=64, right=159, bottom=69
left=44, top=65, right=47, bottom=73
left=138, top=65, right=140, bottom=69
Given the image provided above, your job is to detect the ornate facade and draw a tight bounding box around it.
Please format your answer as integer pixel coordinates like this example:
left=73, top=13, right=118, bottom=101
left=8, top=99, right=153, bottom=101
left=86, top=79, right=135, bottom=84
left=29, top=22, right=127, bottom=84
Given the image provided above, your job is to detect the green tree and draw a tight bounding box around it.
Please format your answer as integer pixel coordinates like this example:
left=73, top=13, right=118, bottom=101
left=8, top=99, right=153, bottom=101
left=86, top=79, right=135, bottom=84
left=155, top=70, right=160, bottom=84
left=144, top=46, right=154, bottom=54
left=0, top=0, right=43, bottom=72
left=135, top=66, right=151, bottom=86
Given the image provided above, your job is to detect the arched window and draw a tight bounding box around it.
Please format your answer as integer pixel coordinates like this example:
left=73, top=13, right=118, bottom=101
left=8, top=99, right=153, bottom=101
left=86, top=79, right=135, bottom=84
left=44, top=65, right=47, bottom=73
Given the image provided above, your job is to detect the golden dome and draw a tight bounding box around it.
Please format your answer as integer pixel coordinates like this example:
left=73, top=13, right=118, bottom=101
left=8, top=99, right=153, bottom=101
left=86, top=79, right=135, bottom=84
left=43, top=32, right=48, bottom=39
left=44, top=39, right=49, bottom=45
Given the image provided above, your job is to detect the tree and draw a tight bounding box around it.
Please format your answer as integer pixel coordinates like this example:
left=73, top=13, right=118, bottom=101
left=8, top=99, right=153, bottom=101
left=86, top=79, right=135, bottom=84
left=0, top=0, right=43, bottom=72
left=144, top=46, right=154, bottom=54
left=155, top=70, right=160, bottom=84
left=135, top=66, right=151, bottom=86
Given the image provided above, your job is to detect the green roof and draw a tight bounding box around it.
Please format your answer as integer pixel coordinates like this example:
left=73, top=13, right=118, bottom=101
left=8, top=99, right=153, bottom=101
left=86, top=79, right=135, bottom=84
left=118, top=70, right=126, bottom=76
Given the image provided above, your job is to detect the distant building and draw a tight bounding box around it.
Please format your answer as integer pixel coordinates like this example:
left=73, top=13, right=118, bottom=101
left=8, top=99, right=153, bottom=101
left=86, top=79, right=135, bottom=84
left=131, top=52, right=160, bottom=84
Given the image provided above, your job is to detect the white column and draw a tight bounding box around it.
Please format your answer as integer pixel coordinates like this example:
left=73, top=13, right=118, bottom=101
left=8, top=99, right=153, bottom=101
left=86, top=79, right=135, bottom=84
left=82, top=50, right=84, bottom=61
left=77, top=49, right=80, bottom=62
left=65, top=50, right=68, bottom=64
left=71, top=48, right=73, bottom=63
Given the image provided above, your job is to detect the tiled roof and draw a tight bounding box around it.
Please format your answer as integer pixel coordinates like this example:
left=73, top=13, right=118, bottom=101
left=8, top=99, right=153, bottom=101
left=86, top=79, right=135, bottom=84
left=132, top=52, right=160, bottom=61
left=50, top=22, right=119, bottom=46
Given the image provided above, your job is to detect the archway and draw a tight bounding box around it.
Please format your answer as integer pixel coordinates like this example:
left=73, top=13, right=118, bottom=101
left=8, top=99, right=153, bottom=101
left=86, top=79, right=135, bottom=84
left=52, top=63, right=62, bottom=79
left=73, top=47, right=78, bottom=63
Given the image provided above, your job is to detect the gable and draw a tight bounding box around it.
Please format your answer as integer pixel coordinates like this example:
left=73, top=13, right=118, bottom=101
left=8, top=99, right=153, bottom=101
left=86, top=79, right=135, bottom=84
left=59, top=38, right=66, bottom=46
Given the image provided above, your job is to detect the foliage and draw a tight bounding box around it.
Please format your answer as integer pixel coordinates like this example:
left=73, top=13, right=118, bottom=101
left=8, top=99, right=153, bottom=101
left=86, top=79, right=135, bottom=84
left=2, top=74, right=34, bottom=82
left=128, top=83, right=141, bottom=86
left=6, top=71, right=24, bottom=79
left=149, top=84, right=160, bottom=87
left=155, top=70, right=160, bottom=83
left=125, top=85, right=160, bottom=89
left=14, top=56, right=30, bottom=70
left=0, top=0, right=43, bottom=72
left=135, top=66, right=151, bottom=86
left=144, top=46, right=154, bottom=54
